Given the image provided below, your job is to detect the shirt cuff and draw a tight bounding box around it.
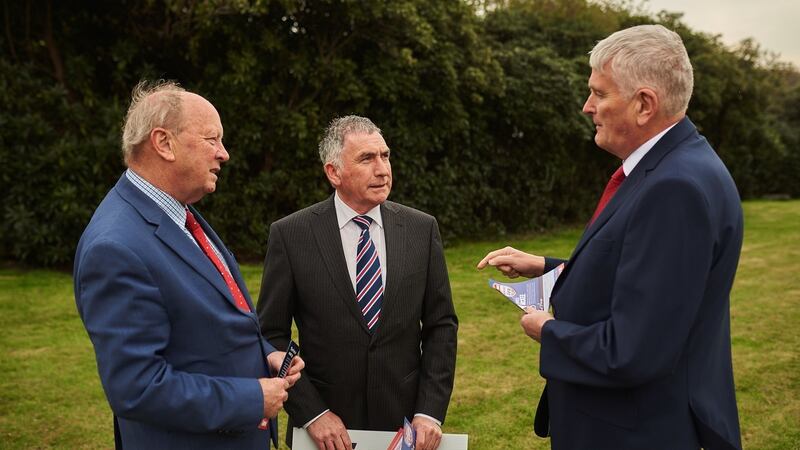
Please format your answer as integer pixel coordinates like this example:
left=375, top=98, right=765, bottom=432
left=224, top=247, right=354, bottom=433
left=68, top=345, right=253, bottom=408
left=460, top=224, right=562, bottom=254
left=543, top=257, right=567, bottom=273
left=413, top=413, right=442, bottom=426
left=303, top=409, right=330, bottom=428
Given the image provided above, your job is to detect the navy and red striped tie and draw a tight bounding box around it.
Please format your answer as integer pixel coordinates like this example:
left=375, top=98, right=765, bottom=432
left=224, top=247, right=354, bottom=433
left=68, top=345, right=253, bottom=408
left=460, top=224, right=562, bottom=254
left=353, top=215, right=383, bottom=332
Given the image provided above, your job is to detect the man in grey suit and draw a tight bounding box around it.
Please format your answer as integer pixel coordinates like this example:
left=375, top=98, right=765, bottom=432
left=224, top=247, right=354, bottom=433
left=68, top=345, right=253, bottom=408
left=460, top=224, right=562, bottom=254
left=257, top=116, right=458, bottom=450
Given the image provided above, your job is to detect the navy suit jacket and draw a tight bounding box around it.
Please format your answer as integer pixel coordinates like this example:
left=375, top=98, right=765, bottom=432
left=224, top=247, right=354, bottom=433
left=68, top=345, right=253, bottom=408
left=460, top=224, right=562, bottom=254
left=74, top=174, right=278, bottom=449
left=535, top=117, right=743, bottom=450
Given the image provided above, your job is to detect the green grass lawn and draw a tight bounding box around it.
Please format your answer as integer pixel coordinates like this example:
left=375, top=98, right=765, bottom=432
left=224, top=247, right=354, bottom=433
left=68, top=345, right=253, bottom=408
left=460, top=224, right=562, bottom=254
left=1, top=200, right=798, bottom=449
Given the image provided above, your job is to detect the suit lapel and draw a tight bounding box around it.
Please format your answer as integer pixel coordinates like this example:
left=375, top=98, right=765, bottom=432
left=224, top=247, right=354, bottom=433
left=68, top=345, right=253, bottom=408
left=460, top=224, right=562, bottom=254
left=115, top=175, right=246, bottom=315
left=377, top=201, right=405, bottom=340
left=554, top=117, right=698, bottom=295
left=154, top=218, right=238, bottom=307
left=311, top=197, right=371, bottom=334
left=568, top=168, right=644, bottom=262
left=187, top=206, right=257, bottom=317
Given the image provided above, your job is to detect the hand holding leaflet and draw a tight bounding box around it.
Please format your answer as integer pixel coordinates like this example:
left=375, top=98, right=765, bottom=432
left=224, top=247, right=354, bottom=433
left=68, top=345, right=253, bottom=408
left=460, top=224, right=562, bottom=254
left=259, top=340, right=301, bottom=430
left=488, top=263, right=564, bottom=312
left=278, top=340, right=300, bottom=378
left=387, top=417, right=416, bottom=450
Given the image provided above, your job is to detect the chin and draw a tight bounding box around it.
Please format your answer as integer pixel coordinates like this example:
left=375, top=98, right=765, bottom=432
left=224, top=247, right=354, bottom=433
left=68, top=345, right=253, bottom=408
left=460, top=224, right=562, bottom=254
left=594, top=137, right=607, bottom=149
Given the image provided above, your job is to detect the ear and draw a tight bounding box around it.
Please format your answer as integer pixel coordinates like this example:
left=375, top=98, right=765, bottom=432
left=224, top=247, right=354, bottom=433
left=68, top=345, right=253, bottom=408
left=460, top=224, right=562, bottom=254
left=324, top=163, right=342, bottom=188
left=150, top=127, right=176, bottom=162
left=634, top=88, right=659, bottom=126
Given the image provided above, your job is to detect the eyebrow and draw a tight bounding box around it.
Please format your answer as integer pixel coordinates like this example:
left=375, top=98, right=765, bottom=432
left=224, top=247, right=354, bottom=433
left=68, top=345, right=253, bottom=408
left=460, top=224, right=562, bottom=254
left=358, top=147, right=389, bottom=156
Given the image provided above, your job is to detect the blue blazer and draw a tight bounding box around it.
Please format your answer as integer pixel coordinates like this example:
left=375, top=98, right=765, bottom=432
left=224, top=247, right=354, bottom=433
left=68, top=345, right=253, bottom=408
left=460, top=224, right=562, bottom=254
left=536, top=118, right=743, bottom=450
left=74, top=174, right=278, bottom=449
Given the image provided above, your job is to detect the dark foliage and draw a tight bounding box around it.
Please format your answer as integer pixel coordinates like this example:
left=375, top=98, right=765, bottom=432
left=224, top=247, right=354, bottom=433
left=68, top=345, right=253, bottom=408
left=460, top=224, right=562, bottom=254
left=1, top=0, right=797, bottom=266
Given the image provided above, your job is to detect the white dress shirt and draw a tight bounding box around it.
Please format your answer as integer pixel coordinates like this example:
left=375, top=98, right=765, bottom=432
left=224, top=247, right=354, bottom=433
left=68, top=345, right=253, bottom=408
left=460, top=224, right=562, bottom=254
left=333, top=191, right=387, bottom=291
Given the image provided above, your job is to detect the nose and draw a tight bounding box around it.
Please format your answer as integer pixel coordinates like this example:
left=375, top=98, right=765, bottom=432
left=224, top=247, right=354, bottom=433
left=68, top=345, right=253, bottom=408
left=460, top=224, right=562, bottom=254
left=374, top=156, right=390, bottom=176
left=582, top=95, right=594, bottom=115
left=216, top=142, right=230, bottom=162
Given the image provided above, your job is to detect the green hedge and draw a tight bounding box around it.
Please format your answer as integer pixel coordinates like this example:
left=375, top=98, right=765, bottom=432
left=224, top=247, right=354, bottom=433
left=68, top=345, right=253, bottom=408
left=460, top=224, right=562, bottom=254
left=1, top=0, right=798, bottom=266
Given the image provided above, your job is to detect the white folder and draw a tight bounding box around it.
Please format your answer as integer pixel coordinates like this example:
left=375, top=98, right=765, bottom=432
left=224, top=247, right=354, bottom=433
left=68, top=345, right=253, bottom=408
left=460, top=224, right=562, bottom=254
left=291, top=427, right=468, bottom=450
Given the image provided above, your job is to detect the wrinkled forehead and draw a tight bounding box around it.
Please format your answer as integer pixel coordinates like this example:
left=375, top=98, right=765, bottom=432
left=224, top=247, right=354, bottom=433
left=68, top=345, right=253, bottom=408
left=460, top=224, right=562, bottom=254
left=587, top=66, right=620, bottom=91
left=343, top=131, right=390, bottom=154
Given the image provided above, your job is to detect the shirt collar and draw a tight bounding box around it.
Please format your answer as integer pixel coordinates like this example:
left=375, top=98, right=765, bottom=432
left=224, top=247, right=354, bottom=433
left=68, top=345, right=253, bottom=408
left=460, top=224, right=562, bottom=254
left=333, top=191, right=383, bottom=230
left=125, top=168, right=188, bottom=229
left=622, top=121, right=678, bottom=176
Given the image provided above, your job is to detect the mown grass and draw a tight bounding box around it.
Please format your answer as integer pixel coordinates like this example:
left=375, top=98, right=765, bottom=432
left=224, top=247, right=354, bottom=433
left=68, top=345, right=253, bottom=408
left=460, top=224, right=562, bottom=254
left=1, top=200, right=797, bottom=449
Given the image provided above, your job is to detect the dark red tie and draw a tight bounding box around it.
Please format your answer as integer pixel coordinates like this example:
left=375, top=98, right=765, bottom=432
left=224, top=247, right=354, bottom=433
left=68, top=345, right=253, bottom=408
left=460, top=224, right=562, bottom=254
left=186, top=211, right=267, bottom=431
left=589, top=166, right=626, bottom=226
left=185, top=210, right=251, bottom=313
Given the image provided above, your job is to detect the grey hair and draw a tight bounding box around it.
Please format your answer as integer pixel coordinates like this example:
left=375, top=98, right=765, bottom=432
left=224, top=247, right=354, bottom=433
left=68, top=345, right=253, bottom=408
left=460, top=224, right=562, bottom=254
left=121, top=80, right=186, bottom=165
left=318, top=115, right=382, bottom=168
left=589, top=24, right=694, bottom=117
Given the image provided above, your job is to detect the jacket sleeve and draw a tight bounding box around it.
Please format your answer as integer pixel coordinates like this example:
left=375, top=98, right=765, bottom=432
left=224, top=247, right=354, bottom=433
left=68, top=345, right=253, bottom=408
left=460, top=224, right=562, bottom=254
left=415, top=218, right=459, bottom=422
left=544, top=257, right=567, bottom=272
left=75, top=240, right=264, bottom=432
left=539, top=177, right=714, bottom=388
left=257, top=222, right=329, bottom=425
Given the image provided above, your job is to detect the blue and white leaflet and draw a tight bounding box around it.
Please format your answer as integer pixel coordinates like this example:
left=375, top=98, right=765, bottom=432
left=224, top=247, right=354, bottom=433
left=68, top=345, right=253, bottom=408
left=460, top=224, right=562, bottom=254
left=488, top=263, right=565, bottom=312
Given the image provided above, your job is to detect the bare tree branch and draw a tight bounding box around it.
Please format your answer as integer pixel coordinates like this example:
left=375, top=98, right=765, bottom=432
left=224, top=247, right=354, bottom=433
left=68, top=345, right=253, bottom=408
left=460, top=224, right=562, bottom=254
left=43, top=0, right=65, bottom=87
left=3, top=0, right=18, bottom=61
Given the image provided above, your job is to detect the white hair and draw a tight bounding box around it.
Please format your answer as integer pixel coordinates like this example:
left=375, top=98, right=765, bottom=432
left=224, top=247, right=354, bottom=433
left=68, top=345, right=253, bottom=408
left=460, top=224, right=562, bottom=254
left=318, top=115, right=382, bottom=168
left=121, top=80, right=186, bottom=165
left=590, top=24, right=694, bottom=117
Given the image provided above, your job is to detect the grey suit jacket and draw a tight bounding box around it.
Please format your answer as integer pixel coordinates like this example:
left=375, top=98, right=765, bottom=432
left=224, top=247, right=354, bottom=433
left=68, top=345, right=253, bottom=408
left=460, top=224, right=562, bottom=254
left=257, top=196, right=458, bottom=439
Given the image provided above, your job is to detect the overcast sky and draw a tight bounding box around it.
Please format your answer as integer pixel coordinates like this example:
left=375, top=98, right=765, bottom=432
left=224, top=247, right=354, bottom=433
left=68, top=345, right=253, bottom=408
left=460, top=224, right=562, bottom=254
left=642, top=0, right=800, bottom=67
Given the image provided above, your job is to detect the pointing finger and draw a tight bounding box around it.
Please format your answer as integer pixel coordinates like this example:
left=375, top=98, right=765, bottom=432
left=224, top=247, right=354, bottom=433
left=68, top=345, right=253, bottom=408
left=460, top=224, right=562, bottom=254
left=477, top=247, right=510, bottom=269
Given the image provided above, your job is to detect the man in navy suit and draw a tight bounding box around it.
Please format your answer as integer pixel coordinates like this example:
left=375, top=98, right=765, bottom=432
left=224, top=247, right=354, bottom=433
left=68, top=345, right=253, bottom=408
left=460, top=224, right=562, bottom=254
left=479, top=25, right=743, bottom=449
left=74, top=80, right=303, bottom=449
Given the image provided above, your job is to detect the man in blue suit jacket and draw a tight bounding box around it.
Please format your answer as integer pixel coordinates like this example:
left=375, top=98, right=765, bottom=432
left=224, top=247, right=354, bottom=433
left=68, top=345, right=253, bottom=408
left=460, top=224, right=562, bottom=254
left=479, top=25, right=743, bottom=449
left=74, top=81, right=303, bottom=449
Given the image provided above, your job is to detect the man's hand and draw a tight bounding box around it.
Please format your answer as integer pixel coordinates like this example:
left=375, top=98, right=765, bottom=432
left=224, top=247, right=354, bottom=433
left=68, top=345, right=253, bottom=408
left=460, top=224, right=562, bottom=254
left=521, top=307, right=554, bottom=342
left=477, top=246, right=545, bottom=279
left=412, top=416, right=442, bottom=450
left=266, top=351, right=305, bottom=387
left=258, top=377, right=289, bottom=418
left=307, top=411, right=352, bottom=450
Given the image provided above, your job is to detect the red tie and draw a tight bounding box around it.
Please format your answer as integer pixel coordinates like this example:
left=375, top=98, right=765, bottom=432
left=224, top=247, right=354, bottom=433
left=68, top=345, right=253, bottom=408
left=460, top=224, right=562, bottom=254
left=185, top=210, right=251, bottom=313
left=589, top=166, right=626, bottom=226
